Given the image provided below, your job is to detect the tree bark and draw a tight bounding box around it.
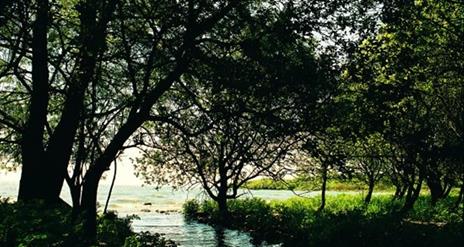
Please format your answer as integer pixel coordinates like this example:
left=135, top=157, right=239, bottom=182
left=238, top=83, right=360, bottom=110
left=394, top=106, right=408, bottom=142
left=80, top=162, right=106, bottom=243
left=217, top=159, right=230, bottom=225
left=364, top=177, right=375, bottom=204
left=399, top=184, right=407, bottom=198
left=393, top=183, right=407, bottom=200
left=217, top=191, right=229, bottom=225
left=443, top=182, right=452, bottom=198
left=318, top=163, right=328, bottom=211
left=402, top=174, right=423, bottom=213
left=426, top=175, right=445, bottom=205
left=18, top=0, right=52, bottom=201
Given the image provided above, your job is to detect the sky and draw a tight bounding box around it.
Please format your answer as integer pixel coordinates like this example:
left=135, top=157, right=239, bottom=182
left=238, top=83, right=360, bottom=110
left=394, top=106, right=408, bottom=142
left=0, top=148, right=143, bottom=187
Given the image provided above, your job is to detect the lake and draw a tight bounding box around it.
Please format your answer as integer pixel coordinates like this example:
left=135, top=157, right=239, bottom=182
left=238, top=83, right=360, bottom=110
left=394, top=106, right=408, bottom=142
left=0, top=179, right=306, bottom=247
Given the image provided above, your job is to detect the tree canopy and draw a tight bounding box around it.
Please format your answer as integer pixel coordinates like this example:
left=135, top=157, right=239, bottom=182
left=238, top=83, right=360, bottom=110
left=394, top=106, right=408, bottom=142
left=1, top=0, right=463, bottom=243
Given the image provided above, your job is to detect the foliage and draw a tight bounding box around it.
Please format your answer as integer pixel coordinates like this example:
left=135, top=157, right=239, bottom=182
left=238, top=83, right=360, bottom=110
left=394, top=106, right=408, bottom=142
left=0, top=0, right=383, bottom=237
left=185, top=194, right=463, bottom=247
left=340, top=0, right=464, bottom=205
left=123, top=232, right=177, bottom=247
left=1, top=0, right=463, bottom=243
left=0, top=198, right=175, bottom=247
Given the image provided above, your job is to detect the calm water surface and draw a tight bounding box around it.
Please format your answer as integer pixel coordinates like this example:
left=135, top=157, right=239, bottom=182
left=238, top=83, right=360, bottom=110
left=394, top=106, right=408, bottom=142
left=1, top=179, right=301, bottom=246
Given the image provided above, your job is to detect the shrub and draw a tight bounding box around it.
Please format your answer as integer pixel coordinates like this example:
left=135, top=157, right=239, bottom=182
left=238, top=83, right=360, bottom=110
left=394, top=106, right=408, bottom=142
left=123, top=232, right=177, bottom=247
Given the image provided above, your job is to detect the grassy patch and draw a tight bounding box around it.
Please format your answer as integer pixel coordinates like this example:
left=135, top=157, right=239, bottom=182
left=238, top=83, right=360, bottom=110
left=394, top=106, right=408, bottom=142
left=242, top=177, right=396, bottom=191
left=184, top=194, right=463, bottom=247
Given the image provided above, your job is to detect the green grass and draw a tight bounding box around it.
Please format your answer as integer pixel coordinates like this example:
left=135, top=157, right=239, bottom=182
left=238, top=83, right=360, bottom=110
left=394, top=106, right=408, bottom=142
left=242, top=177, right=396, bottom=191
left=183, top=194, right=463, bottom=247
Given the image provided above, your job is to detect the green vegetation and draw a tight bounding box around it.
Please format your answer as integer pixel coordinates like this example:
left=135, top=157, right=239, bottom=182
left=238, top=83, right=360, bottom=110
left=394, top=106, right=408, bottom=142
left=1, top=0, right=463, bottom=244
left=184, top=195, right=463, bottom=247
left=243, top=177, right=395, bottom=192
left=0, top=198, right=176, bottom=247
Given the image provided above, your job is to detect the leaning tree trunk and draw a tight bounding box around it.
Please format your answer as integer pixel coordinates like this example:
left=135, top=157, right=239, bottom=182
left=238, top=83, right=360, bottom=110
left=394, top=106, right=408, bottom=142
left=364, top=177, right=375, bottom=204
left=392, top=182, right=407, bottom=201
left=81, top=113, right=145, bottom=241
left=81, top=165, right=105, bottom=243
left=393, top=182, right=401, bottom=199
left=443, top=182, right=453, bottom=198
left=398, top=184, right=408, bottom=199
left=402, top=175, right=423, bottom=213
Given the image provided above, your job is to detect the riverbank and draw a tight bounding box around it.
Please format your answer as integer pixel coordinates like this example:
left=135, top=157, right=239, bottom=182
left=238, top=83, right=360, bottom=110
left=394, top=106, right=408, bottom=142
left=183, top=194, right=464, bottom=247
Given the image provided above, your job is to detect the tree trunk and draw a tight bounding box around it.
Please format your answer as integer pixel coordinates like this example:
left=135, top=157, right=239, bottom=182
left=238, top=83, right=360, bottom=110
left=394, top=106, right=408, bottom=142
left=398, top=184, right=407, bottom=198
left=402, top=175, right=423, bottom=213
left=80, top=166, right=103, bottom=243
left=443, top=183, right=452, bottom=198
left=426, top=174, right=445, bottom=205
left=393, top=183, right=407, bottom=201
left=403, top=173, right=416, bottom=205
left=217, top=160, right=230, bottom=225
left=364, top=178, right=375, bottom=204
left=18, top=0, right=114, bottom=203
left=18, top=0, right=53, bottom=202
left=393, top=183, right=401, bottom=199
left=318, top=163, right=328, bottom=212
left=217, top=193, right=229, bottom=225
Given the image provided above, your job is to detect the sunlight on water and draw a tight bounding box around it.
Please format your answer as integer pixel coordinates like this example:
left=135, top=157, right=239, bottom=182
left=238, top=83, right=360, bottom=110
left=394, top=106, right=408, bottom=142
left=1, top=180, right=289, bottom=246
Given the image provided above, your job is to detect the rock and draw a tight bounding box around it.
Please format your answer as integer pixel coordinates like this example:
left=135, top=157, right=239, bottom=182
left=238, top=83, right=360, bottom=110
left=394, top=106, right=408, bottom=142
left=143, top=202, right=152, bottom=206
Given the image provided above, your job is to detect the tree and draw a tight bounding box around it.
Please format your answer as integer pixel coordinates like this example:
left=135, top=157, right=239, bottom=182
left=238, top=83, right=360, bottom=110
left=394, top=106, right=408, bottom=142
left=137, top=110, right=296, bottom=223
left=133, top=1, right=333, bottom=221
left=1, top=0, right=257, bottom=238
left=343, top=0, right=464, bottom=209
left=0, top=0, right=387, bottom=240
left=346, top=134, right=390, bottom=204
left=301, top=131, right=347, bottom=211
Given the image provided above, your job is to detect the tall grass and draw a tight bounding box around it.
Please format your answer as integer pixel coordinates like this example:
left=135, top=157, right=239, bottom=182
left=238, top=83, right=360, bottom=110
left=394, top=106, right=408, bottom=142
left=183, top=194, right=463, bottom=247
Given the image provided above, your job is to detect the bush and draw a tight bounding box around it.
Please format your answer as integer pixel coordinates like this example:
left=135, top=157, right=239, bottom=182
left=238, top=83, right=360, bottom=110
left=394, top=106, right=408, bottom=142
left=123, top=232, right=177, bottom=247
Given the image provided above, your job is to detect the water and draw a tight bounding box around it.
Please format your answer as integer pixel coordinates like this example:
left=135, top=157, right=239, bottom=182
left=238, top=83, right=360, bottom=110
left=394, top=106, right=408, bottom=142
left=0, top=179, right=296, bottom=247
